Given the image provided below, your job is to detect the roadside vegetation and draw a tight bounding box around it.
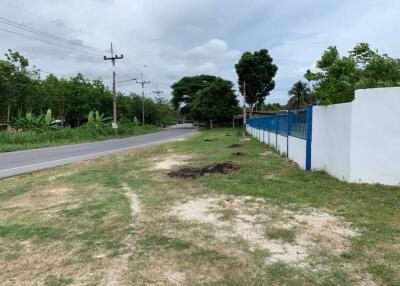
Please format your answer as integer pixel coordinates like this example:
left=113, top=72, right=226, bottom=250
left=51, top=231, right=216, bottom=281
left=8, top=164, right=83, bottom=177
left=0, top=123, right=158, bottom=152
left=0, top=129, right=398, bottom=285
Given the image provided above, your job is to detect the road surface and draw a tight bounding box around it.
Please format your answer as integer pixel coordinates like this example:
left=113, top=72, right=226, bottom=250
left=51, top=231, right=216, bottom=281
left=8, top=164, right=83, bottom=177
left=0, top=127, right=196, bottom=179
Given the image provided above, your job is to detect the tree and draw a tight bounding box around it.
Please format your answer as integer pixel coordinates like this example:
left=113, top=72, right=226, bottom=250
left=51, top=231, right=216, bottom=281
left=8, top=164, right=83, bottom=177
left=235, top=49, right=278, bottom=118
left=0, top=50, right=38, bottom=122
left=287, top=81, right=312, bottom=110
left=261, top=103, right=284, bottom=111
left=189, top=78, right=239, bottom=128
left=306, top=43, right=400, bottom=105
left=171, top=75, right=218, bottom=117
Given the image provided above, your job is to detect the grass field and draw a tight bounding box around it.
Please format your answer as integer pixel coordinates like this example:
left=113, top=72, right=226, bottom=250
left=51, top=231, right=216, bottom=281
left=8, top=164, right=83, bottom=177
left=0, top=129, right=399, bottom=285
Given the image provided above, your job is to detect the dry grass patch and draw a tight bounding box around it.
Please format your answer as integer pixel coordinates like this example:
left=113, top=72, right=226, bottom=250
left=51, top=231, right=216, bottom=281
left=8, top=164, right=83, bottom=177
left=4, top=186, right=75, bottom=214
left=171, top=195, right=357, bottom=267
left=152, top=154, right=193, bottom=170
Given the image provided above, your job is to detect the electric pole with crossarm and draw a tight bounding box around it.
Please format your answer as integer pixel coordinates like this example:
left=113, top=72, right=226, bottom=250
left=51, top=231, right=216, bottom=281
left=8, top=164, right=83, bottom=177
left=153, top=84, right=163, bottom=104
left=153, top=84, right=164, bottom=128
left=104, top=43, right=123, bottom=128
left=136, top=72, right=150, bottom=126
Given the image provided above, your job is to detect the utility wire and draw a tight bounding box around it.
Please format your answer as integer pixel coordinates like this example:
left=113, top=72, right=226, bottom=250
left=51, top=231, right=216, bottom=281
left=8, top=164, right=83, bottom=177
left=0, top=26, right=77, bottom=51
left=0, top=17, right=106, bottom=55
left=0, top=0, right=109, bottom=48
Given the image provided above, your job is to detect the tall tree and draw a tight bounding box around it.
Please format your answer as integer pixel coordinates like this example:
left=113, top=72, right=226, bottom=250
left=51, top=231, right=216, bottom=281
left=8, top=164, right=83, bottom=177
left=189, top=78, right=239, bottom=128
left=0, top=50, right=38, bottom=122
left=306, top=43, right=400, bottom=105
left=171, top=75, right=218, bottom=116
left=235, top=49, right=278, bottom=118
left=287, top=81, right=312, bottom=110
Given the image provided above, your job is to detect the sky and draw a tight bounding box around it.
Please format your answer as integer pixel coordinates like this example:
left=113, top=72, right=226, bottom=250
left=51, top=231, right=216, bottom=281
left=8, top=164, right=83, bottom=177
left=0, top=0, right=399, bottom=105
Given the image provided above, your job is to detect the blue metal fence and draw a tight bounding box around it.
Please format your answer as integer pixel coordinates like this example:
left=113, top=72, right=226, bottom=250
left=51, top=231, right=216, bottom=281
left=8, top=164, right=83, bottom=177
left=246, top=107, right=313, bottom=171
left=247, top=109, right=308, bottom=139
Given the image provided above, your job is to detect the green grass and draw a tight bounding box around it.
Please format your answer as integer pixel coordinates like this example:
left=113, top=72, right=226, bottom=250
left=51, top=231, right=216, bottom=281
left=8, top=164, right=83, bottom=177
left=0, top=128, right=399, bottom=285
left=0, top=124, right=158, bottom=152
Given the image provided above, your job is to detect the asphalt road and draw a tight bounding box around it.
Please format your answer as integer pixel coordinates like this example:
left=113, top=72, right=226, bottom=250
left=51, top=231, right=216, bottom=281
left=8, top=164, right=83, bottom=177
left=0, top=127, right=196, bottom=179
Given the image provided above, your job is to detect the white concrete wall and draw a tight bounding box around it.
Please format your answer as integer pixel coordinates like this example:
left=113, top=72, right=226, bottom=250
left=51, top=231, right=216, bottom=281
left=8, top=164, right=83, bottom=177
left=312, top=87, right=400, bottom=185
left=350, top=88, right=400, bottom=185
left=247, top=87, right=400, bottom=186
left=312, top=102, right=352, bottom=180
left=288, top=136, right=307, bottom=169
left=276, top=134, right=287, bottom=155
left=246, top=126, right=306, bottom=168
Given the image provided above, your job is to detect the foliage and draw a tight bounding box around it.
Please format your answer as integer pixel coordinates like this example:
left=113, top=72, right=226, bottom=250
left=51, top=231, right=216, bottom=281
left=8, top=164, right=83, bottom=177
left=13, top=109, right=58, bottom=132
left=0, top=50, right=177, bottom=126
left=84, top=111, right=110, bottom=131
left=133, top=116, right=139, bottom=126
left=171, top=75, right=218, bottom=116
left=306, top=43, right=400, bottom=105
left=0, top=124, right=158, bottom=152
left=0, top=50, right=39, bottom=122
left=287, top=81, right=312, bottom=110
left=235, top=49, right=278, bottom=116
left=189, top=78, right=239, bottom=126
left=261, top=103, right=284, bottom=111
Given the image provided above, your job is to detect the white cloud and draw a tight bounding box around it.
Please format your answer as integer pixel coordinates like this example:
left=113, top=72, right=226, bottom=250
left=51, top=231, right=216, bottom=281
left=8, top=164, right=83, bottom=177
left=193, top=62, right=217, bottom=75
left=188, top=39, right=240, bottom=61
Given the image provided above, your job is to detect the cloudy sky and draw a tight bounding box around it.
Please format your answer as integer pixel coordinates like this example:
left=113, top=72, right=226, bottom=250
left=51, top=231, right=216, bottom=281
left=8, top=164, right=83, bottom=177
left=0, top=0, right=399, bottom=104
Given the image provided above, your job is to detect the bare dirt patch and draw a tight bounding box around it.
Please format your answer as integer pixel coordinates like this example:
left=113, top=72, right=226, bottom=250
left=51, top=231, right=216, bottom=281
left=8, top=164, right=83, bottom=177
left=167, top=163, right=240, bottom=179
left=152, top=155, right=192, bottom=170
left=259, top=150, right=275, bottom=156
left=171, top=195, right=357, bottom=267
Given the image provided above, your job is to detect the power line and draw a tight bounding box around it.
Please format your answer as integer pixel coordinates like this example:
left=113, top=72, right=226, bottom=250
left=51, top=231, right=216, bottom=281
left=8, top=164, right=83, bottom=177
left=0, top=0, right=107, bottom=45
left=39, top=70, right=75, bottom=78
left=0, top=16, right=106, bottom=55
left=0, top=16, right=106, bottom=53
left=0, top=26, right=77, bottom=51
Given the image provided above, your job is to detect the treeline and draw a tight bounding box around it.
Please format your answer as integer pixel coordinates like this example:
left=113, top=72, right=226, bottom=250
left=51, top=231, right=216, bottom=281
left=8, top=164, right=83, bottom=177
left=0, top=50, right=177, bottom=126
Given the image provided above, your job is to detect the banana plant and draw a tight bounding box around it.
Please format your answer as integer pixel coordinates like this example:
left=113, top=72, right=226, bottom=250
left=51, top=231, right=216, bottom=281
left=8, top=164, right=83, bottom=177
left=13, top=109, right=58, bottom=132
left=84, top=111, right=111, bottom=131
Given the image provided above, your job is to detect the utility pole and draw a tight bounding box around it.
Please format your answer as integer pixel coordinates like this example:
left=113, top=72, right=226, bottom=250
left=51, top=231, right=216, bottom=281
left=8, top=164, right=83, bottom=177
left=243, top=81, right=247, bottom=127
left=104, top=43, right=123, bottom=128
left=136, top=72, right=150, bottom=126
left=153, top=84, right=164, bottom=128
left=153, top=84, right=163, bottom=104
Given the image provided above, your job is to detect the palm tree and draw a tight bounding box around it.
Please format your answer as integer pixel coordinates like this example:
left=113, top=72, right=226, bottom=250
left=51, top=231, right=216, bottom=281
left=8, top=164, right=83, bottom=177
left=288, top=80, right=312, bottom=110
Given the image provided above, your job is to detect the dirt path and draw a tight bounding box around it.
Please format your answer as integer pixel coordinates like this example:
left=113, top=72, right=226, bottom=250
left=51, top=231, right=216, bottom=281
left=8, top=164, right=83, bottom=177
left=102, top=183, right=141, bottom=286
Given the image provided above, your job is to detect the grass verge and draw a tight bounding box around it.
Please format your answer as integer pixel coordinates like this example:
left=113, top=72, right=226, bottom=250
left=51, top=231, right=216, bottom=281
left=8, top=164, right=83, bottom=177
left=0, top=128, right=398, bottom=285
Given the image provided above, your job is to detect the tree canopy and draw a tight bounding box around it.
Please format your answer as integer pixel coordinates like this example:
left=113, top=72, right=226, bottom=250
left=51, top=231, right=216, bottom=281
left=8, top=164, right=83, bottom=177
left=287, top=80, right=312, bottom=110
left=235, top=49, right=278, bottom=116
left=189, top=78, right=239, bottom=127
left=170, top=75, right=218, bottom=116
left=306, top=43, right=400, bottom=105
